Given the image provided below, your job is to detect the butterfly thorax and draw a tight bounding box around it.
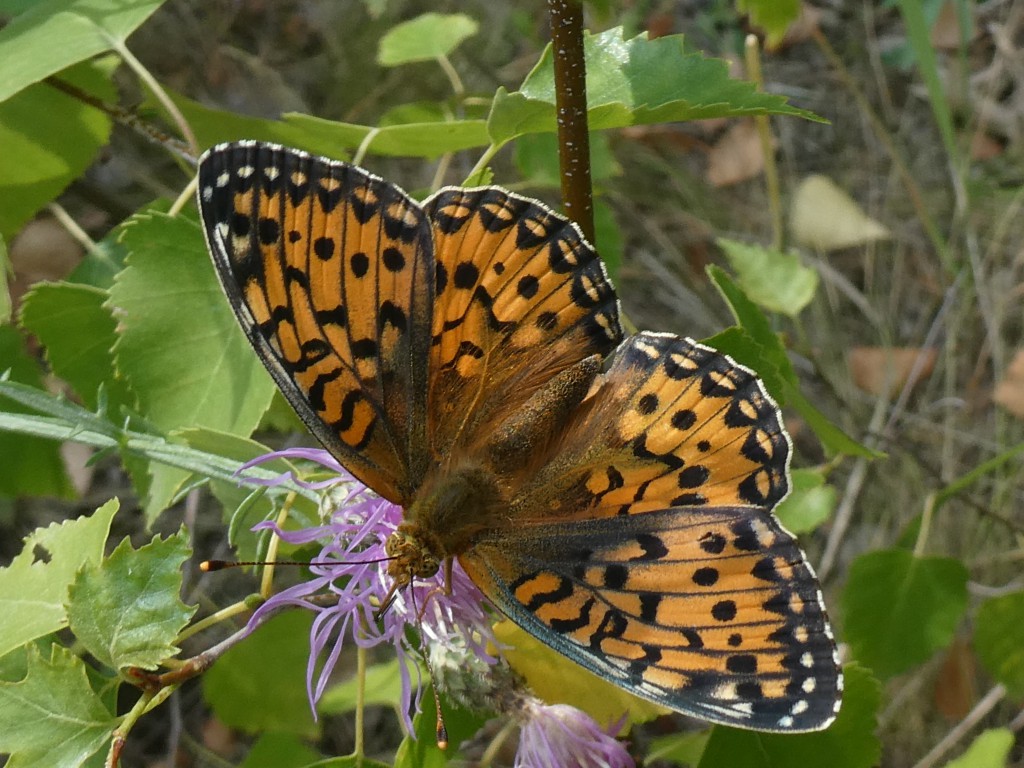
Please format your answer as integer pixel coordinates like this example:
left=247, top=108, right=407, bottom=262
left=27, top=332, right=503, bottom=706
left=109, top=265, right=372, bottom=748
left=385, top=464, right=501, bottom=588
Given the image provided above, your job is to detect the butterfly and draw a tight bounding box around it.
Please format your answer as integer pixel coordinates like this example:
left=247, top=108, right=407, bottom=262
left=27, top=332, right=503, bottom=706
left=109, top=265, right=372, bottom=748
left=197, top=140, right=842, bottom=732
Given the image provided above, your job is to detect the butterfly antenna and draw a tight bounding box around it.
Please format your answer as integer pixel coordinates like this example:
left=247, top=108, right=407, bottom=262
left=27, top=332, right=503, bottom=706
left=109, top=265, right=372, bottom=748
left=406, top=578, right=449, bottom=749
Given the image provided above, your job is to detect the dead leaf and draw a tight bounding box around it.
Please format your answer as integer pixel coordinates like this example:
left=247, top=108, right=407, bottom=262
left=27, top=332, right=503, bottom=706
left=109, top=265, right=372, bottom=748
left=993, top=350, right=1024, bottom=417
left=969, top=131, right=1003, bottom=161
left=848, top=347, right=937, bottom=397
left=934, top=637, right=977, bottom=721
left=931, top=1, right=979, bottom=50
left=790, top=175, right=891, bottom=251
left=706, top=119, right=766, bottom=187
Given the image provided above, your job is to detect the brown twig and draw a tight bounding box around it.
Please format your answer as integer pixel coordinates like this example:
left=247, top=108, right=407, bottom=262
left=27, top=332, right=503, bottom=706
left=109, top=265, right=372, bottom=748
left=547, top=0, right=594, bottom=243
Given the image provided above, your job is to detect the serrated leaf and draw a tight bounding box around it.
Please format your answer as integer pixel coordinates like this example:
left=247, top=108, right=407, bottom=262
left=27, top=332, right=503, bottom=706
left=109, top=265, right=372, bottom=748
left=488, top=28, right=821, bottom=145
left=0, top=499, right=116, bottom=658
left=19, top=282, right=132, bottom=411
left=204, top=610, right=319, bottom=737
left=842, top=549, right=968, bottom=678
left=0, top=60, right=115, bottom=240
left=717, top=238, right=818, bottom=317
left=67, top=530, right=194, bottom=671
left=775, top=468, right=836, bottom=534
left=0, top=324, right=74, bottom=496
left=698, top=665, right=881, bottom=768
left=944, top=728, right=1014, bottom=768
left=0, top=644, right=117, bottom=767
left=495, top=620, right=666, bottom=726
left=0, top=0, right=162, bottom=103
left=973, top=591, right=1024, bottom=697
left=377, top=12, right=478, bottom=66
left=108, top=212, right=276, bottom=436
left=737, top=0, right=801, bottom=48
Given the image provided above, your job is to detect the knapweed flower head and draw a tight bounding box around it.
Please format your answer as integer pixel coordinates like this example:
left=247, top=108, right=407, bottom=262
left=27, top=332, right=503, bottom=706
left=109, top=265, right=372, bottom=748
left=237, top=447, right=497, bottom=732
left=515, top=701, right=634, bottom=768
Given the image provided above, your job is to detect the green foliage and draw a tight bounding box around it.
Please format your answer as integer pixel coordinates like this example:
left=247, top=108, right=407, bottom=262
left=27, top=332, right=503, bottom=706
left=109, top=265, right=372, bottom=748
left=488, top=27, right=822, bottom=145
left=376, top=13, right=478, bottom=66
left=0, top=644, right=117, bottom=767
left=0, top=500, right=116, bottom=658
left=19, top=281, right=131, bottom=411
left=67, top=530, right=194, bottom=671
left=393, top=686, right=489, bottom=768
left=736, top=0, right=801, bottom=48
left=842, top=549, right=968, bottom=678
left=0, top=60, right=114, bottom=240
left=0, top=0, right=162, bottom=103
left=943, top=729, right=1014, bottom=768
left=973, top=591, right=1024, bottom=696
left=204, top=610, right=320, bottom=737
left=716, top=238, right=818, bottom=317
left=775, top=468, right=837, bottom=535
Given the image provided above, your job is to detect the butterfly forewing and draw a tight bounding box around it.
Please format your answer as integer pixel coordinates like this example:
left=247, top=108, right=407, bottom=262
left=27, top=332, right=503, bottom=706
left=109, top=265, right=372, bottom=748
left=422, top=187, right=622, bottom=460
left=460, top=332, right=841, bottom=731
left=198, top=142, right=433, bottom=503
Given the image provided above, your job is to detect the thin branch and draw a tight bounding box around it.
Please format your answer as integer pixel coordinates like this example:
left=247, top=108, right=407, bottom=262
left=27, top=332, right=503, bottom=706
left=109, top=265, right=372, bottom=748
left=547, top=0, right=594, bottom=242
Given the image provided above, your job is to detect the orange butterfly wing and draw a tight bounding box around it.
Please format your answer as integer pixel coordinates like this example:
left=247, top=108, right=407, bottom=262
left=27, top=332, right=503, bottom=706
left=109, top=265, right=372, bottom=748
left=198, top=143, right=433, bottom=503
left=421, top=186, right=622, bottom=461
left=460, top=333, right=842, bottom=731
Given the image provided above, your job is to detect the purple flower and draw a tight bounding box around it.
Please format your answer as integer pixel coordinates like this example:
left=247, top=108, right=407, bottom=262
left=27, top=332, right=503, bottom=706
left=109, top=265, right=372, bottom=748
left=516, top=701, right=634, bottom=768
left=237, top=448, right=498, bottom=732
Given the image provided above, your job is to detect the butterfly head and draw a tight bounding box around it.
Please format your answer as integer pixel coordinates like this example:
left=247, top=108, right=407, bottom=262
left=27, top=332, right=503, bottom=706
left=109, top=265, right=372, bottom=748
left=385, top=523, right=443, bottom=588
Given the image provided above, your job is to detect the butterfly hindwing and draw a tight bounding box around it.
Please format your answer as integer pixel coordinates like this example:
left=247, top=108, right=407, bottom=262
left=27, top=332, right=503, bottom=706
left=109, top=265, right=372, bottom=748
left=460, top=332, right=841, bottom=731
left=197, top=142, right=433, bottom=503
left=462, top=506, right=840, bottom=731
left=421, top=187, right=623, bottom=461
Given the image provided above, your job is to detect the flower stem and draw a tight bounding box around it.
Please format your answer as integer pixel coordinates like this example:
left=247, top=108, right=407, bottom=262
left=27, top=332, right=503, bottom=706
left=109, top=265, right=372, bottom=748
left=547, top=0, right=594, bottom=243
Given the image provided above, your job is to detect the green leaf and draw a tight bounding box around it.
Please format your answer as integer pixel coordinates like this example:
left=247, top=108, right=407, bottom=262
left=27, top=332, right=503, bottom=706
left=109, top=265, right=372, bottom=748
left=943, top=728, right=1014, bottom=768
left=283, top=113, right=489, bottom=160
left=707, top=267, right=877, bottom=458
left=319, top=659, right=406, bottom=715
left=698, top=665, right=881, bottom=768
left=0, top=644, right=117, bottom=767
left=513, top=131, right=621, bottom=187
left=0, top=495, right=114, bottom=659
left=67, top=530, right=194, bottom=671
left=204, top=610, right=320, bottom=737
left=717, top=238, right=818, bottom=317
left=974, top=591, right=1024, bottom=697
left=19, top=282, right=132, bottom=411
left=0, top=0, right=163, bottom=103
left=842, top=549, right=968, bottom=678
left=162, top=88, right=489, bottom=160
left=0, top=324, right=74, bottom=496
left=239, top=733, right=322, bottom=768
left=488, top=28, right=821, bottom=145
left=649, top=729, right=711, bottom=766
left=108, top=212, right=276, bottom=437
left=0, top=60, right=115, bottom=240
left=377, top=13, right=478, bottom=66
left=775, top=468, right=836, bottom=534
left=736, top=0, right=801, bottom=48
left=238, top=733, right=322, bottom=768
